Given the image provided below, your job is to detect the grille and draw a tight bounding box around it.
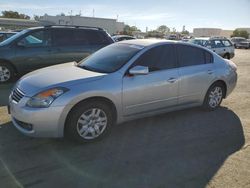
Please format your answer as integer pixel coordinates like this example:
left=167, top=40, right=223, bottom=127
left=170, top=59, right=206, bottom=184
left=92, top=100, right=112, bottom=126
left=11, top=88, right=25, bottom=103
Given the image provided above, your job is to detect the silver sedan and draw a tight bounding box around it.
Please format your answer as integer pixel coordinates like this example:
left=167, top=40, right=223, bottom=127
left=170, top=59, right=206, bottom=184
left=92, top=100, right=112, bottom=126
left=9, top=40, right=237, bottom=142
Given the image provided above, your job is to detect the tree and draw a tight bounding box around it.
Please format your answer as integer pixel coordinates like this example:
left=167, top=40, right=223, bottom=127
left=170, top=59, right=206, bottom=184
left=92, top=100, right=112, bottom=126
left=1, top=10, right=30, bottom=19
left=231, top=29, right=249, bottom=39
left=33, top=15, right=41, bottom=21
left=145, top=30, right=164, bottom=38
left=181, top=30, right=189, bottom=35
left=122, top=25, right=141, bottom=36
left=156, top=25, right=170, bottom=34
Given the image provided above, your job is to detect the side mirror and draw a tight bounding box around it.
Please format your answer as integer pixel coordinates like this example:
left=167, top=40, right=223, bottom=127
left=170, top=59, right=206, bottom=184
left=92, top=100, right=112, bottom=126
left=129, top=66, right=149, bottom=76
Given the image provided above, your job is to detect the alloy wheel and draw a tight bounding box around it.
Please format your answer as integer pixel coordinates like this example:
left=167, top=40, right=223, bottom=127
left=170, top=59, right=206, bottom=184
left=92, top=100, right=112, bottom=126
left=208, top=86, right=223, bottom=108
left=76, top=108, right=108, bottom=140
left=0, top=66, right=11, bottom=82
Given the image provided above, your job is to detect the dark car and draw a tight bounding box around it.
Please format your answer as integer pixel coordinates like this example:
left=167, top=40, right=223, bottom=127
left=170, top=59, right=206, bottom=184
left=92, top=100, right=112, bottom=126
left=0, top=25, right=114, bottom=83
left=112, top=35, right=136, bottom=42
left=0, top=31, right=17, bottom=42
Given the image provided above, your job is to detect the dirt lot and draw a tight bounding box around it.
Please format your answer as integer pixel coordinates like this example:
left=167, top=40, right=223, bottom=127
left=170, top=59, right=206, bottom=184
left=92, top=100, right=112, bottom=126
left=0, top=49, right=250, bottom=188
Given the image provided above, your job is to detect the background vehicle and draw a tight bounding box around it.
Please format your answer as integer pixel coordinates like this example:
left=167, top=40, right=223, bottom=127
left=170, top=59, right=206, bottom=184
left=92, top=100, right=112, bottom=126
left=112, top=35, right=136, bottom=42
left=0, top=25, right=114, bottom=83
left=231, top=37, right=250, bottom=49
left=189, top=37, right=235, bottom=59
left=0, top=31, right=17, bottom=42
left=9, top=40, right=237, bottom=142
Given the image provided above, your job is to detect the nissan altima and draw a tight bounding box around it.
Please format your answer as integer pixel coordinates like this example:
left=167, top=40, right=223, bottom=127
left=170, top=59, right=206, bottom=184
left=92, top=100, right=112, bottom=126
left=9, top=40, right=237, bottom=142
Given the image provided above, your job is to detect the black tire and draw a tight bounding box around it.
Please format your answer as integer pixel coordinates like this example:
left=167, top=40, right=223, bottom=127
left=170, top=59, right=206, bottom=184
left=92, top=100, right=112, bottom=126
left=0, top=63, right=15, bottom=83
left=203, top=83, right=225, bottom=111
left=65, top=100, right=114, bottom=143
left=223, top=53, right=230, bottom=59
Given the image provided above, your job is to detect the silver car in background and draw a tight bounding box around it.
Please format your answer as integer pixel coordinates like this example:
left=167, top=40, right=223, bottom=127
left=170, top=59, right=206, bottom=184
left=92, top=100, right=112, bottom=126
left=9, top=40, right=237, bottom=142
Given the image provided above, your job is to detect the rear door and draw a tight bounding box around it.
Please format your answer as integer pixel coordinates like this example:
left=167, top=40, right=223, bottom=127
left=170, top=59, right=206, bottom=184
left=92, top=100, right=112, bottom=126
left=13, top=29, right=53, bottom=72
left=122, top=44, right=179, bottom=116
left=176, top=44, right=215, bottom=105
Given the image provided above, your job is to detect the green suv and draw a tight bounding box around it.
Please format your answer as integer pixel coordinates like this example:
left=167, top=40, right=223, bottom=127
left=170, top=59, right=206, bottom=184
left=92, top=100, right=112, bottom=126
left=0, top=25, right=114, bottom=83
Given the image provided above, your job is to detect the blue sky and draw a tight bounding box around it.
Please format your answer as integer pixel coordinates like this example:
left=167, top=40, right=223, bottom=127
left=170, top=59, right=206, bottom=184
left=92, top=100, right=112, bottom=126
left=0, top=0, right=249, bottom=32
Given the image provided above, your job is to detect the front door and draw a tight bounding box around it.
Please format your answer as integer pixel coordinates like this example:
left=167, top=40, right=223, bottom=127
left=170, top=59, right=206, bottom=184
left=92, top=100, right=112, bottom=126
left=14, top=29, right=53, bottom=72
left=122, top=44, right=179, bottom=116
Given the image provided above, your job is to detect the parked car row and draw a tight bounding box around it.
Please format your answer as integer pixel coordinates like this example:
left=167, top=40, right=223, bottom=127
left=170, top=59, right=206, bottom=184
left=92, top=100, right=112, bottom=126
left=188, top=37, right=235, bottom=59
left=231, top=37, right=250, bottom=49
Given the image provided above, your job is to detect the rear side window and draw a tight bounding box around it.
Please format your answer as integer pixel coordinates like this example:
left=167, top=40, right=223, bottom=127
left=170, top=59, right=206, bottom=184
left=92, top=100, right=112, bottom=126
left=53, top=29, right=73, bottom=46
left=204, top=51, right=213, bottom=63
left=53, top=29, right=111, bottom=46
left=177, top=45, right=210, bottom=67
left=84, top=30, right=111, bottom=45
left=134, top=44, right=176, bottom=72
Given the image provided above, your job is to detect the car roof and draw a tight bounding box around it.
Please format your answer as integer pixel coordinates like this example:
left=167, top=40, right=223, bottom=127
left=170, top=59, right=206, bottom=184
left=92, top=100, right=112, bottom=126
left=118, top=39, right=201, bottom=48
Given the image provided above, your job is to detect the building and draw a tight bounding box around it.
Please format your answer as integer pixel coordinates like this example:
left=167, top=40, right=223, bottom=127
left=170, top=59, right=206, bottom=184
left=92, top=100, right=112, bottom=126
left=193, top=27, right=250, bottom=38
left=193, top=28, right=222, bottom=37
left=39, top=15, right=125, bottom=35
left=0, top=18, right=40, bottom=30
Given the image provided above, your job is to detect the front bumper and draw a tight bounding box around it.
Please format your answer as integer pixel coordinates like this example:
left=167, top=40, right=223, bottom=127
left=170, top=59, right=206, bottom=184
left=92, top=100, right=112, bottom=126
left=9, top=96, right=65, bottom=138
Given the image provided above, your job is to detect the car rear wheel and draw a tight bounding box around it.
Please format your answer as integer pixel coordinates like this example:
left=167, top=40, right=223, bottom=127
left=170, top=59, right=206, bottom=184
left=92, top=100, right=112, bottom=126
left=0, top=63, right=14, bottom=83
left=65, top=101, right=114, bottom=142
left=203, top=83, right=225, bottom=111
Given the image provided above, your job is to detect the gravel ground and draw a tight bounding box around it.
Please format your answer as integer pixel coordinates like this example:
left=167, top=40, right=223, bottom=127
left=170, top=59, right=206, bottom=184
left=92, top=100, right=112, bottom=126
left=0, top=49, right=249, bottom=188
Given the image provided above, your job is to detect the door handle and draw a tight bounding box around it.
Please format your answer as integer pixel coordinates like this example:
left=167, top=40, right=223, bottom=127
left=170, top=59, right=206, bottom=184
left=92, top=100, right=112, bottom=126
left=167, top=77, right=177, bottom=83
left=207, top=70, right=214, bottom=74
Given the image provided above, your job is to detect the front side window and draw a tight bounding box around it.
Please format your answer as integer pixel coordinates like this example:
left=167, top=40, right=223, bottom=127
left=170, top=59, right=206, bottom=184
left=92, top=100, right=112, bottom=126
left=78, top=43, right=142, bottom=73
left=211, top=40, right=224, bottom=48
left=134, top=45, right=176, bottom=72
left=18, top=30, right=51, bottom=47
left=177, top=45, right=207, bottom=67
left=222, top=40, right=232, bottom=47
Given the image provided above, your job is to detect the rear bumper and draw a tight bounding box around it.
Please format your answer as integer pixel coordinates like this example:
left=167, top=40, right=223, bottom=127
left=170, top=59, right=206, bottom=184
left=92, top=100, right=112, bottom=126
left=226, top=71, right=237, bottom=98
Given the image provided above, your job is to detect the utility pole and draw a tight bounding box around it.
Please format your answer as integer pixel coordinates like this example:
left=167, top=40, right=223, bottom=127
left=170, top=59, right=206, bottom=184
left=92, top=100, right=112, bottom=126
left=93, top=9, right=95, bottom=17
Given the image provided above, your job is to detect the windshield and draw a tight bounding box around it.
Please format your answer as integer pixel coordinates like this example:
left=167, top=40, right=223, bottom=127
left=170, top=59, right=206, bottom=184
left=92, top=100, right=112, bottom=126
left=78, top=43, right=143, bottom=73
left=0, top=29, right=28, bottom=46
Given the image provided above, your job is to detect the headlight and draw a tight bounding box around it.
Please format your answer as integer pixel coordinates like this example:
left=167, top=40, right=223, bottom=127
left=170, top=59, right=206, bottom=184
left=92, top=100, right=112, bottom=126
left=26, top=87, right=69, bottom=108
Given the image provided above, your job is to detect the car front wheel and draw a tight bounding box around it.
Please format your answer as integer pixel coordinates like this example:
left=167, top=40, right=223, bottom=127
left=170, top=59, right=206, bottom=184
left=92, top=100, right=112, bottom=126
left=0, top=63, right=14, bottom=83
left=65, top=101, right=114, bottom=142
left=203, top=83, right=225, bottom=110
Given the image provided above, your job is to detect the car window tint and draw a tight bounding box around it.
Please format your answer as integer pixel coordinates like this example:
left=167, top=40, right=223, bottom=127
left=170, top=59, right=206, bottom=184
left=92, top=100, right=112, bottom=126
left=0, top=34, right=4, bottom=42
left=135, top=45, right=176, bottom=72
left=222, top=40, right=232, bottom=47
left=204, top=51, right=213, bottom=63
left=73, top=30, right=89, bottom=45
left=19, top=30, right=51, bottom=47
left=53, top=29, right=73, bottom=46
left=177, top=45, right=206, bottom=67
left=84, top=30, right=110, bottom=45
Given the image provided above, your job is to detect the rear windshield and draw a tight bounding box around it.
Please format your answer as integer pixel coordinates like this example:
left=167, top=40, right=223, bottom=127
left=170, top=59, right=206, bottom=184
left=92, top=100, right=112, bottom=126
left=78, top=43, right=143, bottom=73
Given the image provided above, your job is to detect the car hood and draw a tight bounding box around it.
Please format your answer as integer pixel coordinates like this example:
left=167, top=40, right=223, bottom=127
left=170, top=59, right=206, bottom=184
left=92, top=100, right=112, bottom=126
left=16, top=62, right=106, bottom=96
